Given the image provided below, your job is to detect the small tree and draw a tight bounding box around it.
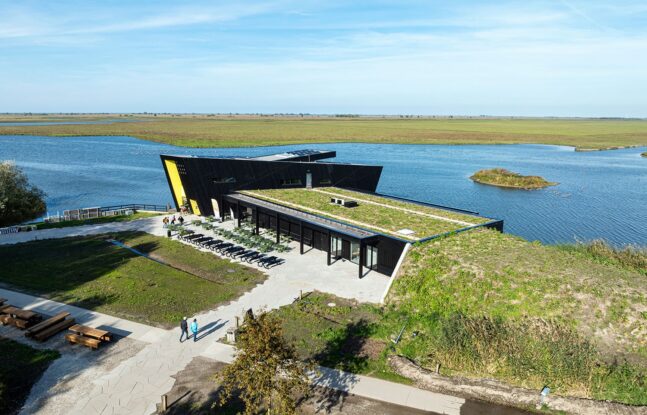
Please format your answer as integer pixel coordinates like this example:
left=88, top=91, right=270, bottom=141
left=0, top=162, right=46, bottom=227
left=219, top=310, right=311, bottom=415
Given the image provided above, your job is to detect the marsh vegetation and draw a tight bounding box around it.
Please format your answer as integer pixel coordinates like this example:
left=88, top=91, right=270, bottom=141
left=1, top=114, right=646, bottom=150
left=470, top=168, right=557, bottom=189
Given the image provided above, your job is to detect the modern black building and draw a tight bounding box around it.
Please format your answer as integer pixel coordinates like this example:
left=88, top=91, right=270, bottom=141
left=161, top=150, right=502, bottom=277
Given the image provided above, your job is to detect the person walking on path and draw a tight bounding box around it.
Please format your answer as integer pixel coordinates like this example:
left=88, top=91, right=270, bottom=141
left=178, top=216, right=184, bottom=225
left=179, top=317, right=189, bottom=342
left=190, top=318, right=199, bottom=342
left=162, top=217, right=169, bottom=228
left=171, top=215, right=176, bottom=225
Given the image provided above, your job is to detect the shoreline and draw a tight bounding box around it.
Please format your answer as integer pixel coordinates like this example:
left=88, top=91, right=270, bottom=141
left=2, top=132, right=647, bottom=152
left=470, top=177, right=558, bottom=190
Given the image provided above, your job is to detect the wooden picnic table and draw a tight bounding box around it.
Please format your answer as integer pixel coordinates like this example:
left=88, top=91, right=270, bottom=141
left=68, top=324, right=111, bottom=341
left=2, top=306, right=40, bottom=321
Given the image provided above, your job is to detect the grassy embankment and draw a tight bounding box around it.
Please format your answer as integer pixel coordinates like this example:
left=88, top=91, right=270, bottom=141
left=0, top=337, right=60, bottom=414
left=470, top=168, right=557, bottom=189
left=271, top=229, right=647, bottom=405
left=1, top=115, right=647, bottom=150
left=242, top=187, right=489, bottom=240
left=0, top=232, right=265, bottom=327
left=35, top=211, right=161, bottom=230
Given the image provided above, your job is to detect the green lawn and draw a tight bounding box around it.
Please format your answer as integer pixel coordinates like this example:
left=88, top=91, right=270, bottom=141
left=470, top=168, right=558, bottom=189
left=0, top=337, right=60, bottom=415
left=0, top=232, right=266, bottom=327
left=1, top=115, right=646, bottom=150
left=35, top=211, right=162, bottom=230
left=242, top=187, right=489, bottom=240
left=270, top=229, right=647, bottom=405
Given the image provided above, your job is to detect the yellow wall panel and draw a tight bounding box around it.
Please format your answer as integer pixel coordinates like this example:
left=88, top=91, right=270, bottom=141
left=164, top=159, right=186, bottom=209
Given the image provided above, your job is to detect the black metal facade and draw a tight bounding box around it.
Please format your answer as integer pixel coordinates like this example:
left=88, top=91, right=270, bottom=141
left=161, top=155, right=383, bottom=217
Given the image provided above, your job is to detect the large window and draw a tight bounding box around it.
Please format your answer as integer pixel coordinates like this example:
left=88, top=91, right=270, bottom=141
left=350, top=241, right=360, bottom=264
left=330, top=235, right=342, bottom=259
left=366, top=245, right=378, bottom=270
left=280, top=178, right=302, bottom=186
left=213, top=177, right=237, bottom=184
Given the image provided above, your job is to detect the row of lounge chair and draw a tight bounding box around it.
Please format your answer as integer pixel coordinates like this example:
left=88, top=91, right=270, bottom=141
left=178, top=230, right=285, bottom=269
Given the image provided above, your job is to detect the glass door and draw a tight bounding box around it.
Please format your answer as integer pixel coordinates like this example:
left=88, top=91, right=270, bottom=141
left=330, top=235, right=342, bottom=259
left=350, top=241, right=360, bottom=264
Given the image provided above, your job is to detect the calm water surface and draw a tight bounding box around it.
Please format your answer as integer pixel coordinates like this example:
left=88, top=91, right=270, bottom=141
left=0, top=135, right=645, bottom=246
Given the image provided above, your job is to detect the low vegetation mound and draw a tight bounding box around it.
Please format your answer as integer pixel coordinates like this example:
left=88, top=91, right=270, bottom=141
left=0, top=337, right=59, bottom=414
left=0, top=232, right=265, bottom=327
left=642, top=151, right=647, bottom=157
left=388, top=229, right=646, bottom=404
left=470, top=168, right=557, bottom=189
left=271, top=230, right=646, bottom=406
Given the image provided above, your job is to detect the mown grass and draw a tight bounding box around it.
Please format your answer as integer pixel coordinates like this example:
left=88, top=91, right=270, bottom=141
left=243, top=188, right=485, bottom=240
left=0, top=232, right=265, bottom=327
left=271, top=229, right=647, bottom=405
left=470, top=168, right=557, bottom=189
left=1, top=115, right=646, bottom=150
left=0, top=337, right=60, bottom=415
left=34, top=211, right=161, bottom=230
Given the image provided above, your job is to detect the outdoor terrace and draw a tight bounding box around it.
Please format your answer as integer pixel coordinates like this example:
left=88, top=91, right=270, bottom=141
left=239, top=187, right=495, bottom=241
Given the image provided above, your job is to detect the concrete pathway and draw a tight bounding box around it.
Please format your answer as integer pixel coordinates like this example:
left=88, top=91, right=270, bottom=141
left=0, top=216, right=167, bottom=245
left=4, top=286, right=466, bottom=415
left=200, top=342, right=466, bottom=414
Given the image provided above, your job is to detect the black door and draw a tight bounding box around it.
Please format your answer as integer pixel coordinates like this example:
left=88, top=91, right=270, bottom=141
left=312, top=231, right=326, bottom=251
left=341, top=239, right=351, bottom=260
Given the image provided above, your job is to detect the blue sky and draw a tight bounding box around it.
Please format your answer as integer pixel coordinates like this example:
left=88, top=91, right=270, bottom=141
left=1, top=1, right=646, bottom=116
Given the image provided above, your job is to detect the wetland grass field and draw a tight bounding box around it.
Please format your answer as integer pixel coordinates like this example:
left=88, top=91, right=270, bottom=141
left=1, top=114, right=647, bottom=150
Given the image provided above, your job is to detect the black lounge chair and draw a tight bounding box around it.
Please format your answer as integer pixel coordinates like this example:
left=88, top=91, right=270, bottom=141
left=197, top=237, right=213, bottom=247
left=202, top=239, right=222, bottom=249
left=225, top=246, right=245, bottom=257
left=192, top=236, right=211, bottom=245
left=184, top=233, right=204, bottom=241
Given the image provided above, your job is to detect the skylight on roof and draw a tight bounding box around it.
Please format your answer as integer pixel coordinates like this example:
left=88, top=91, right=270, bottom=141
left=397, top=229, right=416, bottom=235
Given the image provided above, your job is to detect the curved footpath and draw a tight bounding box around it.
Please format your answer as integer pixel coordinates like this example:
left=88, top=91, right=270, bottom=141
left=1, top=218, right=474, bottom=415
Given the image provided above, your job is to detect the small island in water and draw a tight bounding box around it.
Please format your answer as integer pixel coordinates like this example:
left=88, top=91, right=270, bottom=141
left=642, top=152, right=646, bottom=157
left=470, top=168, right=557, bottom=190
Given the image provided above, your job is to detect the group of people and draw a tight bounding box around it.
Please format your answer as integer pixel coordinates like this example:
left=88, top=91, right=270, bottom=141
left=179, top=317, right=199, bottom=343
left=162, top=215, right=184, bottom=228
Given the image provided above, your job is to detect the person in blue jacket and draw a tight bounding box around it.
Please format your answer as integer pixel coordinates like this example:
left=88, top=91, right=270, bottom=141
left=190, top=318, right=199, bottom=342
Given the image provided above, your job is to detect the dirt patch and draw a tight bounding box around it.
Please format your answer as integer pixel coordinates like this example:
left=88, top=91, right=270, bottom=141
left=350, top=337, right=386, bottom=360
left=163, top=356, right=435, bottom=414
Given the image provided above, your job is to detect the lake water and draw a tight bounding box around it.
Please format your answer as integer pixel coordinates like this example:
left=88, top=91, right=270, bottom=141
left=0, top=135, right=645, bottom=246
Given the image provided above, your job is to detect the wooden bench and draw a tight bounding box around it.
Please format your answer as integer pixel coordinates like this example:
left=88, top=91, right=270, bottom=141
left=33, top=318, right=76, bottom=342
left=65, top=333, right=101, bottom=349
left=68, top=324, right=112, bottom=342
left=0, top=304, right=13, bottom=314
left=26, top=312, right=70, bottom=337
left=1, top=314, right=30, bottom=328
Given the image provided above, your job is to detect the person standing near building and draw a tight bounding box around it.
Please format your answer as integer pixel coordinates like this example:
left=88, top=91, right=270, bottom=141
left=190, top=318, right=199, bottom=342
left=179, top=317, right=188, bottom=342
left=178, top=215, right=184, bottom=225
